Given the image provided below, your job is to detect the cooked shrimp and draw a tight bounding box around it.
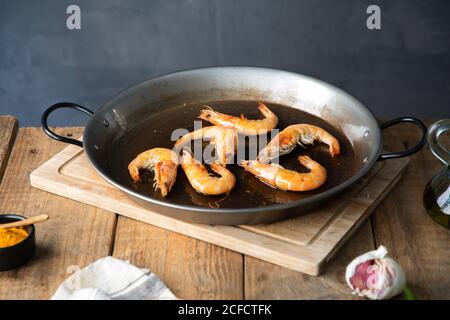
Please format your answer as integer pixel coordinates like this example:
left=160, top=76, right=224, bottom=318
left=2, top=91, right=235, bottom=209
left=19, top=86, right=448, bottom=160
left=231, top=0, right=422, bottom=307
left=181, top=149, right=236, bottom=195
left=240, top=156, right=327, bottom=191
left=174, top=126, right=237, bottom=166
left=258, top=124, right=340, bottom=163
left=198, top=102, right=278, bottom=135
left=128, top=148, right=179, bottom=197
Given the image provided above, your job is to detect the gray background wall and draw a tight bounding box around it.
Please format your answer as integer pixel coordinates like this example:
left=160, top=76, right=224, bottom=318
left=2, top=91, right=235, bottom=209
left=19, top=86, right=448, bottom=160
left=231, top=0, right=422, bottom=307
left=0, top=0, right=449, bottom=126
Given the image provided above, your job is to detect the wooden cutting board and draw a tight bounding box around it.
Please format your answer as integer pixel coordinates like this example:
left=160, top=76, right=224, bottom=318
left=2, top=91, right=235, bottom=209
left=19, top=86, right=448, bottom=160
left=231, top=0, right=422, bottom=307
left=30, top=144, right=408, bottom=276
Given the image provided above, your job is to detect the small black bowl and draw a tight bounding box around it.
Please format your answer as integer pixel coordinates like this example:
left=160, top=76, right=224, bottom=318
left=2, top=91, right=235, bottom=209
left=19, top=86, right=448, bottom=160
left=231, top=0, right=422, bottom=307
left=0, top=214, right=36, bottom=271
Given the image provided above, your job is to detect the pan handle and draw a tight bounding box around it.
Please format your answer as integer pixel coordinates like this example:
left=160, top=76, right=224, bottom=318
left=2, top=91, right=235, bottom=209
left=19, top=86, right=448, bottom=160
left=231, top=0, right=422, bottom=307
left=41, top=102, right=94, bottom=148
left=377, top=117, right=427, bottom=161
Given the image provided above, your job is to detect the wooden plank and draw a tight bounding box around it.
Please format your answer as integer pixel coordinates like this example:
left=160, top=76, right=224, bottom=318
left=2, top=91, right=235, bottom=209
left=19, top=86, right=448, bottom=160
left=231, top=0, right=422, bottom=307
left=0, top=116, right=18, bottom=183
left=0, top=127, right=117, bottom=299
left=244, top=220, right=375, bottom=299
left=244, top=120, right=444, bottom=299
left=113, top=217, right=244, bottom=299
left=30, top=141, right=407, bottom=276
left=371, top=120, right=450, bottom=300
left=243, top=153, right=408, bottom=299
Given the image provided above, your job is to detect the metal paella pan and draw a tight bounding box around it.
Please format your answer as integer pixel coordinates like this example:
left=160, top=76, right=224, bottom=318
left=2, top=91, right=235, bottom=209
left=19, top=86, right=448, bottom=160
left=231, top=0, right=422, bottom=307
left=42, top=67, right=426, bottom=225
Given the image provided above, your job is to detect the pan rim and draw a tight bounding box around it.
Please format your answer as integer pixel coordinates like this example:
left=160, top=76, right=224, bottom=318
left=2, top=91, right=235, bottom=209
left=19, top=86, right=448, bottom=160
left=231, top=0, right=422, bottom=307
left=84, top=66, right=382, bottom=214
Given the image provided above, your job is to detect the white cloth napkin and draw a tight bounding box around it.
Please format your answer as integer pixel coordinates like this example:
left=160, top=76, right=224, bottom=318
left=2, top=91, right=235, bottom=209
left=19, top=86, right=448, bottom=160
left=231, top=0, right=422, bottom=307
left=52, top=257, right=176, bottom=300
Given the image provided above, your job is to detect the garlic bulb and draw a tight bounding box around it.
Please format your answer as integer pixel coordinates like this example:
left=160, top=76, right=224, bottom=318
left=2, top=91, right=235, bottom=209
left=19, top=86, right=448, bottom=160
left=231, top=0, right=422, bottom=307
left=345, top=246, right=406, bottom=300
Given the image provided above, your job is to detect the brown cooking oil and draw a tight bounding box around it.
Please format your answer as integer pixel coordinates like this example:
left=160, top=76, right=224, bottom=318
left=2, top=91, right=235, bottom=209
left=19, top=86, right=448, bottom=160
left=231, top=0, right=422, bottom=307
left=423, top=167, right=450, bottom=229
left=108, top=100, right=356, bottom=209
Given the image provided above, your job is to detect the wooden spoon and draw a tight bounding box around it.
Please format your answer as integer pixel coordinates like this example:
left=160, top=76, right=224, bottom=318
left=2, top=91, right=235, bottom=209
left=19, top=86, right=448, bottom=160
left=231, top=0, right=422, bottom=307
left=0, top=214, right=49, bottom=229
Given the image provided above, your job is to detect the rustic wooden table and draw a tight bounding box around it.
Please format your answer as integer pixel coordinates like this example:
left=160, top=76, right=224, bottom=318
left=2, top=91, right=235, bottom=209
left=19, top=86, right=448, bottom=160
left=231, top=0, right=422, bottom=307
left=0, top=116, right=449, bottom=299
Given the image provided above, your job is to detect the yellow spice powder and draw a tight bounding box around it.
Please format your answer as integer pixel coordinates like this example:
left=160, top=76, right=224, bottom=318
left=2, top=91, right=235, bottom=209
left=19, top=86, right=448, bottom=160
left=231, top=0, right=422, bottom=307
left=0, top=227, right=29, bottom=248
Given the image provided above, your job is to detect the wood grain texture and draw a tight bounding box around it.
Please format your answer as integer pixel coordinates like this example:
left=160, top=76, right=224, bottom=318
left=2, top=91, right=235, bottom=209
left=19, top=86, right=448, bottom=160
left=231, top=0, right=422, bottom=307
left=2, top=121, right=446, bottom=299
left=0, top=127, right=117, bottom=299
left=244, top=121, right=448, bottom=300
left=371, top=120, right=450, bottom=300
left=0, top=116, right=18, bottom=183
left=113, top=216, right=244, bottom=299
left=30, top=144, right=407, bottom=276
left=244, top=220, right=375, bottom=299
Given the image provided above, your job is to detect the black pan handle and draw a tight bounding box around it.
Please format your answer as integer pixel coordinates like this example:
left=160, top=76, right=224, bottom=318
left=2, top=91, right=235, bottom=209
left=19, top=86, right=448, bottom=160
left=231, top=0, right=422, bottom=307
left=41, top=102, right=94, bottom=148
left=377, top=117, right=427, bottom=161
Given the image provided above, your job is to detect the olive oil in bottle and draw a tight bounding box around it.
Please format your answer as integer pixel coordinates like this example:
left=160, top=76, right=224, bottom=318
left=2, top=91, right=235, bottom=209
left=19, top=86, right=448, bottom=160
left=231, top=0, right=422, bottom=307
left=424, top=119, right=450, bottom=229
left=423, top=168, right=450, bottom=229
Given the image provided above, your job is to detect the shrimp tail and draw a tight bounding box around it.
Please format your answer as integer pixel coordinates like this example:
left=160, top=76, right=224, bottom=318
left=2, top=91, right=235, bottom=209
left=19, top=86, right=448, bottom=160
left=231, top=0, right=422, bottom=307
left=128, top=160, right=142, bottom=182
left=257, top=102, right=272, bottom=117
left=128, top=152, right=151, bottom=182
left=198, top=106, right=218, bottom=122
left=329, top=141, right=340, bottom=157
left=298, top=155, right=318, bottom=169
left=239, top=159, right=252, bottom=169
